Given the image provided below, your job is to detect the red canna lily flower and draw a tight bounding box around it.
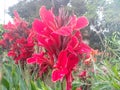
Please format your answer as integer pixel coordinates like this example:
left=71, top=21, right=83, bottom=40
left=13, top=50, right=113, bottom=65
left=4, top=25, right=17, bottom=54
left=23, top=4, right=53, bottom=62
left=33, top=6, right=89, bottom=36
left=32, top=6, right=90, bottom=58
left=0, top=5, right=95, bottom=90
left=0, top=11, right=34, bottom=64
left=27, top=6, right=92, bottom=90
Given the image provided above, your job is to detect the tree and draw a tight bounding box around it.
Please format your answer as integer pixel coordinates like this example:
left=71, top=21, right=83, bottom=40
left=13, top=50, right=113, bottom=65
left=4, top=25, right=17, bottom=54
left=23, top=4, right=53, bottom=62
left=8, top=0, right=52, bottom=23
left=8, top=0, right=71, bottom=22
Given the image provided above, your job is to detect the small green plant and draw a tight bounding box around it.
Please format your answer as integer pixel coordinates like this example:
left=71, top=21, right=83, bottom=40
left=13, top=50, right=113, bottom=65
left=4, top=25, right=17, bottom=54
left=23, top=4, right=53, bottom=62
left=105, top=31, right=120, bottom=60
left=0, top=57, right=53, bottom=90
left=0, top=56, right=68, bottom=90
left=91, top=60, right=120, bottom=90
left=89, top=31, right=120, bottom=90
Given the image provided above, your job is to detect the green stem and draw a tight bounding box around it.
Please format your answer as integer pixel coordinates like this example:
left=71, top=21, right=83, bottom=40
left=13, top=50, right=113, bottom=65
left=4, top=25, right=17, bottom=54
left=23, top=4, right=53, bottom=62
left=61, top=81, right=64, bottom=90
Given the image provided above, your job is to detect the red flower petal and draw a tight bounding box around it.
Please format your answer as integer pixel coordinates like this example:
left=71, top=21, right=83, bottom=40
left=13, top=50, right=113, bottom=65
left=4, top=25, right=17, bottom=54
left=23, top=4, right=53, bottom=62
left=75, top=31, right=82, bottom=41
left=75, top=16, right=89, bottom=30
left=78, top=42, right=92, bottom=59
left=40, top=6, right=57, bottom=31
left=67, top=36, right=79, bottom=54
left=68, top=15, right=77, bottom=28
left=67, top=54, right=79, bottom=71
left=52, top=69, right=67, bottom=82
left=8, top=50, right=16, bottom=57
left=32, top=19, right=45, bottom=34
left=55, top=50, right=68, bottom=69
left=54, top=27, right=72, bottom=36
left=78, top=42, right=91, bottom=54
left=3, top=22, right=16, bottom=31
left=27, top=57, right=36, bottom=64
left=39, top=65, right=48, bottom=77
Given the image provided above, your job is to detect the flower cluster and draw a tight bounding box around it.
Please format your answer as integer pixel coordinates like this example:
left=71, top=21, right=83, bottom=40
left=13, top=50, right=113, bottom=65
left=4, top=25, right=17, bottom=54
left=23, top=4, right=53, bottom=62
left=27, top=6, right=93, bottom=90
left=0, top=5, right=96, bottom=90
left=0, top=11, right=34, bottom=63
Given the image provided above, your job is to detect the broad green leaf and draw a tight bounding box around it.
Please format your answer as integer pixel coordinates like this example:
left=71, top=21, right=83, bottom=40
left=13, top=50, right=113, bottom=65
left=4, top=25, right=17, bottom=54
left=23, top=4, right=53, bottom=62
left=1, top=77, right=10, bottom=90
left=30, top=80, right=40, bottom=90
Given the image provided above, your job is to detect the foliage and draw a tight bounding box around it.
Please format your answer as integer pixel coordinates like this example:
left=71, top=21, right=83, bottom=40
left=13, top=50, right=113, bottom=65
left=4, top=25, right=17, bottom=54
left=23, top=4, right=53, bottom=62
left=91, top=60, right=120, bottom=90
left=104, top=0, right=120, bottom=24
left=1, top=57, right=30, bottom=90
left=91, top=31, right=120, bottom=90
left=70, top=31, right=120, bottom=90
left=70, top=0, right=86, bottom=16
left=8, top=0, right=52, bottom=23
left=105, top=31, right=120, bottom=61
left=0, top=57, right=53, bottom=90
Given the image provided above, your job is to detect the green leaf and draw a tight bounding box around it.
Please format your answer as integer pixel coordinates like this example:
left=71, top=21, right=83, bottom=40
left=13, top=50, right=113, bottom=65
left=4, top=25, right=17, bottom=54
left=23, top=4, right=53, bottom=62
left=30, top=80, right=40, bottom=90
left=55, top=82, right=62, bottom=90
left=1, top=77, right=10, bottom=90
